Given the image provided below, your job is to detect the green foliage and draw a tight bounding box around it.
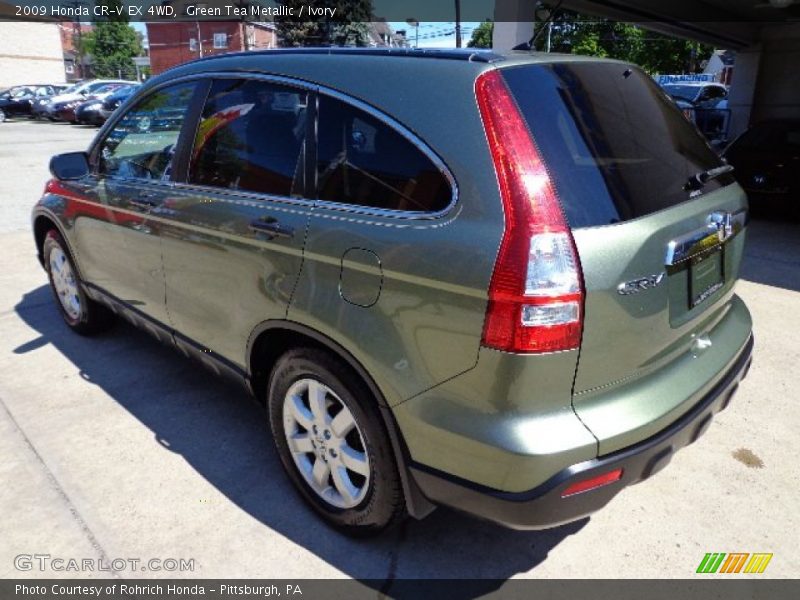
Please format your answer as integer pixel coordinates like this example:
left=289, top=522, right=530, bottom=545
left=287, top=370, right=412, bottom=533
left=275, top=0, right=372, bottom=47
left=467, top=20, right=494, bottom=49
left=532, top=10, right=713, bottom=74
left=81, top=0, right=142, bottom=79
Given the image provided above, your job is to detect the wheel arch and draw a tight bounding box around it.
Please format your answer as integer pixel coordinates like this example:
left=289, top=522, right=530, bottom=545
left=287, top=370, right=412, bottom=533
left=33, top=211, right=72, bottom=270
left=247, top=320, right=436, bottom=519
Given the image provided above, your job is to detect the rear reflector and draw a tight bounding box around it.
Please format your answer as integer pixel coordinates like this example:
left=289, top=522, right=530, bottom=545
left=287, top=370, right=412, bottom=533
left=476, top=69, right=584, bottom=354
left=561, top=469, right=623, bottom=498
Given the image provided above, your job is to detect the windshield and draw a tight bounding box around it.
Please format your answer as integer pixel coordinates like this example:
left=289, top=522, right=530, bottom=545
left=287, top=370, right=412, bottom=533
left=662, top=84, right=701, bottom=102
left=502, top=63, right=733, bottom=227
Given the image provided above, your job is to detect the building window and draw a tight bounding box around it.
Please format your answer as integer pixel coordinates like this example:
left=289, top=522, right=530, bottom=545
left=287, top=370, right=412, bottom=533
left=189, top=38, right=198, bottom=52
left=213, top=33, right=227, bottom=49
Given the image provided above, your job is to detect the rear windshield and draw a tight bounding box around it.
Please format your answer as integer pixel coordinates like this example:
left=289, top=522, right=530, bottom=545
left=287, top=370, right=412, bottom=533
left=501, top=63, right=734, bottom=227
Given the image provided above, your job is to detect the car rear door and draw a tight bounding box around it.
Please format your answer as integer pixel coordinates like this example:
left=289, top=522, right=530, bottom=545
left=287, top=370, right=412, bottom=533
left=501, top=62, right=751, bottom=453
left=158, top=76, right=313, bottom=371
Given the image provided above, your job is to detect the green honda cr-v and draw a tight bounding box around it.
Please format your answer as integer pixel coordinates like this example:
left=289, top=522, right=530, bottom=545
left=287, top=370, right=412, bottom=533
left=33, top=48, right=753, bottom=535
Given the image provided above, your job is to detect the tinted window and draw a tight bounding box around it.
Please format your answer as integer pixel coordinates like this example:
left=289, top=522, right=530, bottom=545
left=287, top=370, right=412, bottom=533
left=502, top=64, right=734, bottom=227
left=98, top=82, right=196, bottom=180
left=188, top=79, right=307, bottom=197
left=315, top=95, right=452, bottom=212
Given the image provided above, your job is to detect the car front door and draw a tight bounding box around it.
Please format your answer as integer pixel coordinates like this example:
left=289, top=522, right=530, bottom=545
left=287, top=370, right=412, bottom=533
left=69, top=81, right=201, bottom=327
left=158, top=76, right=313, bottom=370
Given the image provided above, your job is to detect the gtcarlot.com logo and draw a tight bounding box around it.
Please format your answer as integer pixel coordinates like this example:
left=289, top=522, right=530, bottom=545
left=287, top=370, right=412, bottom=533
left=14, top=554, right=195, bottom=573
left=696, top=552, right=772, bottom=574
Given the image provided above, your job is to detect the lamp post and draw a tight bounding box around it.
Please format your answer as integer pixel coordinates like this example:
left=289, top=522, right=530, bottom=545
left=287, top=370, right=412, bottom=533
left=406, top=18, right=419, bottom=48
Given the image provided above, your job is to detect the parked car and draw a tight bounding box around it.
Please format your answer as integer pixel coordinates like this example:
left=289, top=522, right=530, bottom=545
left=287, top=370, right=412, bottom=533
left=77, top=84, right=139, bottom=126
left=33, top=49, right=753, bottom=535
left=38, top=79, right=135, bottom=121
left=53, top=83, right=129, bottom=123
left=0, top=84, right=67, bottom=121
left=662, top=81, right=730, bottom=140
left=724, top=119, right=800, bottom=218
left=98, top=85, right=140, bottom=122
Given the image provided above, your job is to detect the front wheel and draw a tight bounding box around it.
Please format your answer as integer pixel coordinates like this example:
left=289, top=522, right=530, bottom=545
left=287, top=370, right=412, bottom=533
left=43, top=230, right=113, bottom=335
left=267, top=348, right=407, bottom=536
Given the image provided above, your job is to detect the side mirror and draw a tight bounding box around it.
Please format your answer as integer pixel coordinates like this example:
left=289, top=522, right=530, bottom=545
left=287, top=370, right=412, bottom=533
left=50, top=152, right=90, bottom=180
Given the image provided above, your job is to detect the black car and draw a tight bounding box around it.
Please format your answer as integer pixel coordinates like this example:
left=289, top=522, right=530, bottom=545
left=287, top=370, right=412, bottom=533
left=0, top=84, right=65, bottom=121
left=724, top=119, right=800, bottom=218
left=98, top=85, right=139, bottom=122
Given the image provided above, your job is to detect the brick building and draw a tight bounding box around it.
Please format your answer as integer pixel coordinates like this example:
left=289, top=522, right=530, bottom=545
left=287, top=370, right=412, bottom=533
left=59, top=23, right=94, bottom=81
left=147, top=21, right=276, bottom=75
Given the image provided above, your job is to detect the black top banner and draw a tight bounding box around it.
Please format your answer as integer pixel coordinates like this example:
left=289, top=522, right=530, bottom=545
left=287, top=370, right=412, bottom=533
left=2, top=0, right=797, bottom=23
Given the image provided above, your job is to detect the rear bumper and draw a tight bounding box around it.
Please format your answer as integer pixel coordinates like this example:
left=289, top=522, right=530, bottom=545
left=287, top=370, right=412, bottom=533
left=411, top=334, right=753, bottom=530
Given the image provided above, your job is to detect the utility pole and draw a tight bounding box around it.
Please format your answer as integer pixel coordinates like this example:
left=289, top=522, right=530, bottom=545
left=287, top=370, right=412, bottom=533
left=196, top=20, right=204, bottom=58
left=455, top=0, right=462, bottom=48
left=63, top=0, right=85, bottom=79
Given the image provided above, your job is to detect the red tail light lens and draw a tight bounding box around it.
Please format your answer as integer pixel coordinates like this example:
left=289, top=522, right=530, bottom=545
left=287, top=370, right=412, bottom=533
left=561, top=469, right=623, bottom=498
left=476, top=70, right=584, bottom=353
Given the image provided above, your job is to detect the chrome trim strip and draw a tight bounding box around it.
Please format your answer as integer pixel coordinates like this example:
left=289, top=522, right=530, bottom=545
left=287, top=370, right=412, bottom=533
left=665, top=209, right=747, bottom=267
left=93, top=70, right=458, bottom=222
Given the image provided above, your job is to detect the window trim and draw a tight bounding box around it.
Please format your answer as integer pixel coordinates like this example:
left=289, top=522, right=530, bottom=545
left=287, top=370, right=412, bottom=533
left=91, top=71, right=458, bottom=221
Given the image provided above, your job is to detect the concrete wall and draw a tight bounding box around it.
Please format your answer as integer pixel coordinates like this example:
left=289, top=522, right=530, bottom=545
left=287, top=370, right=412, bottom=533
left=727, top=46, right=762, bottom=140
left=0, top=23, right=65, bottom=87
left=751, top=23, right=800, bottom=124
left=492, top=0, right=535, bottom=51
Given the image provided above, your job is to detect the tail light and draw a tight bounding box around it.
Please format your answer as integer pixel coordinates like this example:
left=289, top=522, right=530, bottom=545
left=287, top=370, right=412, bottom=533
left=476, top=70, right=584, bottom=354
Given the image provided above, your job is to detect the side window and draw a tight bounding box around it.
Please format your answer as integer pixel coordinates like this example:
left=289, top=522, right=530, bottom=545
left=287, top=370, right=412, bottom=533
left=98, top=82, right=196, bottom=180
left=315, top=95, right=452, bottom=212
left=188, top=79, right=307, bottom=197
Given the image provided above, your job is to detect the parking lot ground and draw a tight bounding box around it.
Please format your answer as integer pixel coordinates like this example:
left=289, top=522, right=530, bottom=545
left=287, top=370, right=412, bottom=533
left=1, top=120, right=798, bottom=583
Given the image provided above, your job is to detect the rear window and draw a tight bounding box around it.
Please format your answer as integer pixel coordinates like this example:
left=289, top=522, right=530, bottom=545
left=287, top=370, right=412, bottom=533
left=315, top=95, right=453, bottom=212
left=501, top=63, right=734, bottom=227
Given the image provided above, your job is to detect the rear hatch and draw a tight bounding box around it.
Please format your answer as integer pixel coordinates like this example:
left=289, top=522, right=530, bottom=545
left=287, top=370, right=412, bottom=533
left=500, top=60, right=750, bottom=453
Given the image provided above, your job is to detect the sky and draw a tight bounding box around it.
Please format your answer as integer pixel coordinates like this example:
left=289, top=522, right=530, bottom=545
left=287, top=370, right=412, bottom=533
left=131, top=21, right=482, bottom=49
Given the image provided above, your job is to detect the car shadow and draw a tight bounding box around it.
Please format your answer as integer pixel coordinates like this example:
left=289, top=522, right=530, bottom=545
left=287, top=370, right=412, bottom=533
left=13, top=285, right=586, bottom=591
left=740, top=217, right=800, bottom=293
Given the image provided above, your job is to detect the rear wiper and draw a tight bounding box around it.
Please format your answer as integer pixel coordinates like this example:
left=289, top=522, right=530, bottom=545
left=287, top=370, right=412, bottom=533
left=684, top=164, right=734, bottom=192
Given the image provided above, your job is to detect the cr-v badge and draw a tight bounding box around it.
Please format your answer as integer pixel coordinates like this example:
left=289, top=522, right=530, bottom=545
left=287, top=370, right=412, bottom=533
left=617, top=272, right=666, bottom=295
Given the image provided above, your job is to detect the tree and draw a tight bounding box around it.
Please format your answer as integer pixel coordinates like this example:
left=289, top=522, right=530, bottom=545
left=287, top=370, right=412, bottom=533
left=275, top=0, right=372, bottom=47
left=467, top=20, right=493, bottom=49
left=82, top=0, right=142, bottom=80
left=532, top=10, right=712, bottom=74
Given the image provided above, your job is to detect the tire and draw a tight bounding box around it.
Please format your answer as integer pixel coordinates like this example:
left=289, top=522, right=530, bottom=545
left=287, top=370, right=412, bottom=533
left=43, top=229, right=113, bottom=335
left=267, top=347, right=407, bottom=536
left=0, top=109, right=6, bottom=123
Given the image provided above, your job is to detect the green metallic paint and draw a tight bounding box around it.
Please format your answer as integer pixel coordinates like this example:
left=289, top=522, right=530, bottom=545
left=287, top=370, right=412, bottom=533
left=33, top=50, right=755, bottom=505
left=392, top=346, right=596, bottom=493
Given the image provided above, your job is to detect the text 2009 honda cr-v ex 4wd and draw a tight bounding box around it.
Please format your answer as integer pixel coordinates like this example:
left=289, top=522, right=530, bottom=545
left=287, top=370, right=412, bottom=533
left=33, top=48, right=753, bottom=535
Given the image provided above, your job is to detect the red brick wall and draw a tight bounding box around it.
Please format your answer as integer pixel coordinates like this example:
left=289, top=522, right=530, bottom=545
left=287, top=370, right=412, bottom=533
left=147, top=22, right=252, bottom=75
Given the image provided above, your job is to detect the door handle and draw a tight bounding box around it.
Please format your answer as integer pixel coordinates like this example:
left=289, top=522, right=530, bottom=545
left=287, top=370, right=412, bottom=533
left=249, top=217, right=294, bottom=239
left=129, top=197, right=158, bottom=209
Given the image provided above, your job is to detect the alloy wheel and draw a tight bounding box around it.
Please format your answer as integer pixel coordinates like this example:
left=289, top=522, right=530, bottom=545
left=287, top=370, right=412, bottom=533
left=49, top=246, right=81, bottom=320
left=282, top=378, right=371, bottom=509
